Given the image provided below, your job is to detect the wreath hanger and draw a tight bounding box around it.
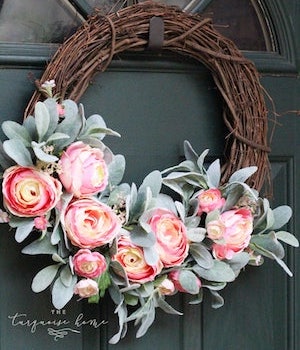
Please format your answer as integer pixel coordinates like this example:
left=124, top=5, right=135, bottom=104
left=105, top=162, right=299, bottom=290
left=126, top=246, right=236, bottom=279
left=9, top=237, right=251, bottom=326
left=25, top=1, right=271, bottom=191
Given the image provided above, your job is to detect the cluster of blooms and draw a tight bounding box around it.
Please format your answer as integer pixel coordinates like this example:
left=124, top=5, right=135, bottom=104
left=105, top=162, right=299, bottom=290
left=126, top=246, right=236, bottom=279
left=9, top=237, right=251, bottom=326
left=0, top=80, right=298, bottom=343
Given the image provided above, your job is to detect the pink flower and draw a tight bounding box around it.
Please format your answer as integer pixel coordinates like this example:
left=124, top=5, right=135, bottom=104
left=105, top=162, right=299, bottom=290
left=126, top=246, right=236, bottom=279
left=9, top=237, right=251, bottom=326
left=63, top=198, right=121, bottom=249
left=73, top=249, right=107, bottom=278
left=74, top=278, right=99, bottom=298
left=158, top=278, right=175, bottom=295
left=112, top=235, right=163, bottom=283
left=147, top=209, right=189, bottom=267
left=2, top=166, right=62, bottom=217
left=0, top=209, right=9, bottom=223
left=59, top=141, right=108, bottom=197
left=34, top=216, right=48, bottom=230
left=207, top=208, right=253, bottom=259
left=169, top=270, right=201, bottom=293
left=197, top=188, right=225, bottom=215
left=56, top=104, right=65, bottom=117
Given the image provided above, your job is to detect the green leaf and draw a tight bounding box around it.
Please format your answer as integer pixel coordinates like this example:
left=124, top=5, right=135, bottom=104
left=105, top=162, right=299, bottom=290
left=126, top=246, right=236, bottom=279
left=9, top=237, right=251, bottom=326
left=270, top=206, right=292, bottom=230
left=206, top=159, right=221, bottom=188
left=32, top=264, right=60, bottom=293
left=46, top=132, right=70, bottom=142
left=15, top=220, right=35, bottom=242
left=52, top=274, right=77, bottom=309
left=227, top=252, right=250, bottom=274
left=35, top=102, right=50, bottom=141
left=155, top=295, right=183, bottom=315
left=178, top=269, right=200, bottom=294
left=183, top=140, right=199, bottom=163
left=187, top=227, right=206, bottom=243
left=139, top=170, right=162, bottom=198
left=210, top=290, right=224, bottom=309
left=108, top=155, right=126, bottom=186
left=275, top=231, right=299, bottom=247
left=190, top=243, right=214, bottom=269
left=130, top=226, right=156, bottom=247
left=3, top=139, right=33, bottom=166
left=22, top=236, right=57, bottom=255
left=60, top=265, right=73, bottom=287
left=98, top=270, right=111, bottom=298
left=251, top=231, right=285, bottom=259
left=193, top=260, right=236, bottom=283
left=2, top=120, right=32, bottom=146
left=228, top=166, right=257, bottom=183
left=33, top=146, right=59, bottom=162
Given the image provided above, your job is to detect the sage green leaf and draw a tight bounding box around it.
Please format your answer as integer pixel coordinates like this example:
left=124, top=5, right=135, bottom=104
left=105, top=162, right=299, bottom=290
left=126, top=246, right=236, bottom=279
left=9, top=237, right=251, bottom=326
left=197, top=149, right=210, bottom=170
left=228, top=166, right=257, bottom=183
left=31, top=264, right=60, bottom=293
left=23, top=115, right=38, bottom=139
left=52, top=253, right=66, bottom=264
left=210, top=290, right=224, bottom=309
left=0, top=141, right=14, bottom=169
left=15, top=220, right=35, bottom=242
left=3, top=139, right=33, bottom=166
left=178, top=269, right=200, bottom=294
left=139, top=170, right=162, bottom=197
left=187, top=227, right=206, bottom=242
left=135, top=301, right=155, bottom=338
left=206, top=159, right=221, bottom=188
left=60, top=265, right=73, bottom=287
left=130, top=226, right=156, bottom=247
left=227, top=252, right=250, bottom=274
left=190, top=243, right=214, bottom=269
left=52, top=274, right=77, bottom=309
left=183, top=140, right=199, bottom=163
left=275, top=231, right=299, bottom=247
left=46, top=132, right=70, bottom=142
left=251, top=231, right=285, bottom=259
left=33, top=146, right=59, bottom=162
left=143, top=246, right=160, bottom=266
left=193, top=260, right=236, bottom=282
left=62, top=99, right=78, bottom=118
left=108, top=154, right=126, bottom=186
left=155, top=295, right=183, bottom=315
left=22, top=236, right=57, bottom=255
left=124, top=293, right=139, bottom=306
left=108, top=303, right=127, bottom=344
left=35, top=102, right=50, bottom=141
left=2, top=120, right=32, bottom=146
left=270, top=205, right=292, bottom=230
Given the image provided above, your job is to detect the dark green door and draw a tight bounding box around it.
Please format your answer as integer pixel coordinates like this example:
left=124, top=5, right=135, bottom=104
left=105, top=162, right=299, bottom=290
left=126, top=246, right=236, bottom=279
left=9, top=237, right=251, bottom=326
left=0, top=1, right=299, bottom=349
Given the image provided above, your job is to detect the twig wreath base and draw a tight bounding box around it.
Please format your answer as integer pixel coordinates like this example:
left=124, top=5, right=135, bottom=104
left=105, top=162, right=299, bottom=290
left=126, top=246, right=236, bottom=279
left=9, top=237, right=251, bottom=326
left=25, top=1, right=271, bottom=192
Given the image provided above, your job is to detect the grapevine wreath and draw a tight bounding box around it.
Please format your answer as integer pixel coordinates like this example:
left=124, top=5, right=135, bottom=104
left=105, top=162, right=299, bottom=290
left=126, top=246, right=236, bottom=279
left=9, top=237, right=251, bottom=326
left=0, top=1, right=298, bottom=344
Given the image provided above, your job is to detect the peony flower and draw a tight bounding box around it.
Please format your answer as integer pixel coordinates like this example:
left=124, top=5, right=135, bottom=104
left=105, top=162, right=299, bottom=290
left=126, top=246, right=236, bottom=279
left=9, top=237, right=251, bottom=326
left=112, top=235, right=163, bottom=283
left=74, top=278, right=99, bottom=298
left=147, top=209, right=189, bottom=267
left=63, top=198, right=121, bottom=249
left=207, top=208, right=253, bottom=260
left=2, top=166, right=62, bottom=217
left=73, top=249, right=107, bottom=279
left=197, top=188, right=225, bottom=215
left=59, top=141, right=108, bottom=197
left=34, top=216, right=48, bottom=230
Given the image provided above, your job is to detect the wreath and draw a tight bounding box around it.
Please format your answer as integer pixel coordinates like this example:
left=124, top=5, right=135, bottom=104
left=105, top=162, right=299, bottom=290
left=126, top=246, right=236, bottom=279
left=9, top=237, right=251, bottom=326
left=0, top=2, right=298, bottom=344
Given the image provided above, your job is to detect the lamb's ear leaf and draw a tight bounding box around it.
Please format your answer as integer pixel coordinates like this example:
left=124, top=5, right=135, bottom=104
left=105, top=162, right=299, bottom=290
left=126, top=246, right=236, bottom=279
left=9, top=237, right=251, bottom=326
left=3, top=139, right=33, bottom=166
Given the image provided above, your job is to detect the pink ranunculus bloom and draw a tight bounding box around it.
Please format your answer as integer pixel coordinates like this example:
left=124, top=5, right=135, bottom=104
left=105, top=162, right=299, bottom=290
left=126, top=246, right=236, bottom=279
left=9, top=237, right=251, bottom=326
left=2, top=166, right=62, bottom=217
left=197, top=188, right=225, bottom=215
left=169, top=270, right=201, bottom=293
left=207, top=208, right=253, bottom=260
left=112, top=235, right=163, bottom=283
left=34, top=216, right=48, bottom=230
left=147, top=209, right=189, bottom=267
left=73, top=249, right=107, bottom=279
left=58, top=141, right=108, bottom=197
left=63, top=198, right=121, bottom=249
left=158, top=278, right=176, bottom=296
left=74, top=278, right=99, bottom=298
